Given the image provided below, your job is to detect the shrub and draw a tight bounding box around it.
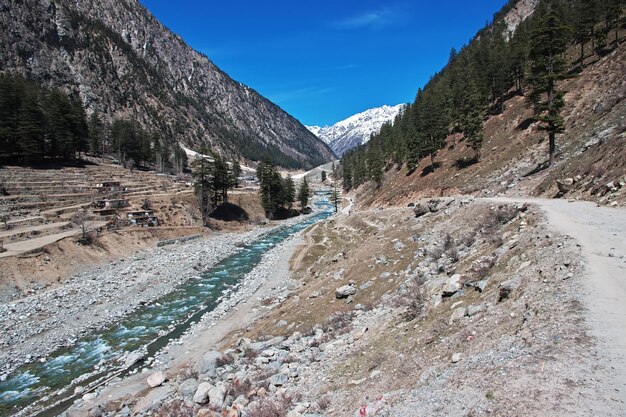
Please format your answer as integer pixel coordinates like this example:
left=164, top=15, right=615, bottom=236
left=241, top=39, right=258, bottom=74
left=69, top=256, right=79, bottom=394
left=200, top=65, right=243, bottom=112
left=393, top=274, right=427, bottom=321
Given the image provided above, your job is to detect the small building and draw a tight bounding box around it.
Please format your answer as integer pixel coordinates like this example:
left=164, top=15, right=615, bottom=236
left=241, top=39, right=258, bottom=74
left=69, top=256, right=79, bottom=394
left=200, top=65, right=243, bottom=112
left=93, top=199, right=129, bottom=209
left=95, top=181, right=122, bottom=193
left=127, top=210, right=159, bottom=227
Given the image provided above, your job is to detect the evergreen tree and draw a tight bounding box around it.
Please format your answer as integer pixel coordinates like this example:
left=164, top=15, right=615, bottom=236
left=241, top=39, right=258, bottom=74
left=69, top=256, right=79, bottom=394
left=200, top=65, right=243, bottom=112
left=283, top=175, right=296, bottom=210
left=212, top=154, right=230, bottom=205
left=573, top=0, right=598, bottom=70
left=297, top=177, right=310, bottom=210
left=331, top=183, right=340, bottom=213
left=18, top=88, right=45, bottom=162
left=191, top=149, right=215, bottom=226
left=366, top=142, right=383, bottom=187
left=527, top=4, right=570, bottom=167
left=342, top=162, right=353, bottom=191
left=321, top=170, right=327, bottom=182
left=230, top=160, right=242, bottom=188
left=88, top=112, right=103, bottom=156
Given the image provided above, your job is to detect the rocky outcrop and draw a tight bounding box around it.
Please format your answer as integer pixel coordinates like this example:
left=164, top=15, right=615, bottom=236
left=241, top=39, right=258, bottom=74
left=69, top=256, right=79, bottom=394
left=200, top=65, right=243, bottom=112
left=0, top=0, right=335, bottom=168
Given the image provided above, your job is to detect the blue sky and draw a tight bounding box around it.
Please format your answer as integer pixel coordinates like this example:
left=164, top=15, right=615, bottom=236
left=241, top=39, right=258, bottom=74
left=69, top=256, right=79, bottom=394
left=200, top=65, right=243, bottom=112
left=139, top=0, right=508, bottom=127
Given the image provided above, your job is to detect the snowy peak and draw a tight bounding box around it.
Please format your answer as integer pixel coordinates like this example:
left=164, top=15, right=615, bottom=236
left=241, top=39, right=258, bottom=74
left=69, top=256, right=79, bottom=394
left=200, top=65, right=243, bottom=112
left=307, top=104, right=405, bottom=156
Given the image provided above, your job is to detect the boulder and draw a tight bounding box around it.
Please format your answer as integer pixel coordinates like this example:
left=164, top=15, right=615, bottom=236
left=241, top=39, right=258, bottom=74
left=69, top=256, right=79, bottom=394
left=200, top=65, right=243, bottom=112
left=208, top=382, right=227, bottom=408
left=449, top=306, right=466, bottom=324
left=413, top=203, right=429, bottom=218
left=270, top=372, right=289, bottom=387
left=194, top=351, right=222, bottom=374
left=178, top=378, right=199, bottom=400
left=556, top=178, right=574, bottom=194
left=451, top=353, right=462, bottom=363
left=442, top=274, right=462, bottom=297
left=193, top=382, right=213, bottom=404
left=498, top=277, right=521, bottom=302
left=466, top=303, right=487, bottom=317
left=123, top=350, right=144, bottom=367
left=147, top=371, right=165, bottom=388
left=335, top=284, right=356, bottom=299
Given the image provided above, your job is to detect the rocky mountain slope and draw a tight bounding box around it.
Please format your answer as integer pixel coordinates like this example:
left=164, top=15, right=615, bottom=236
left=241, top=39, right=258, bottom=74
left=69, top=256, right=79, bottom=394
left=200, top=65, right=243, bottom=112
left=307, top=104, right=404, bottom=156
left=0, top=0, right=335, bottom=168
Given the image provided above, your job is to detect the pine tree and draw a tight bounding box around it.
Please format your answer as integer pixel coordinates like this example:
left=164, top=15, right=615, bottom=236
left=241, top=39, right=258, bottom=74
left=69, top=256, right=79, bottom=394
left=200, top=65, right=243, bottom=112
left=461, top=71, right=484, bottom=160
left=88, top=112, right=103, bottom=156
left=527, top=4, right=570, bottom=167
left=366, top=142, right=383, bottom=188
left=573, top=0, right=598, bottom=70
left=342, top=161, right=353, bottom=191
left=191, top=149, right=215, bottom=226
left=321, top=170, right=327, bottom=182
left=231, top=160, right=242, bottom=188
left=297, top=177, right=310, bottom=210
left=283, top=175, right=296, bottom=210
left=18, top=88, right=45, bottom=162
left=331, top=183, right=340, bottom=213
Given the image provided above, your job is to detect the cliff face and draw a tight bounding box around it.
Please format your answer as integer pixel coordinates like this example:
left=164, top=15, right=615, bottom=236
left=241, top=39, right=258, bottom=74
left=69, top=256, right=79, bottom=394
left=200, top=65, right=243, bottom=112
left=0, top=0, right=335, bottom=168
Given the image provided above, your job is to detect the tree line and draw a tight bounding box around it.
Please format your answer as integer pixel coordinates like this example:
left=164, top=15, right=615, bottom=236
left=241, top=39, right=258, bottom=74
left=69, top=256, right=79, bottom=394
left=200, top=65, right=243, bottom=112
left=257, top=159, right=310, bottom=219
left=0, top=72, right=188, bottom=171
left=341, top=0, right=624, bottom=191
left=191, top=148, right=242, bottom=225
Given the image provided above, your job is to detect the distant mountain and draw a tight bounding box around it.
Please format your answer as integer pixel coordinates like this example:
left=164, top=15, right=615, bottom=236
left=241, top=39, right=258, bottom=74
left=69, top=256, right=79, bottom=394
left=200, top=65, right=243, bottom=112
left=0, top=0, right=334, bottom=169
left=307, top=104, right=405, bottom=156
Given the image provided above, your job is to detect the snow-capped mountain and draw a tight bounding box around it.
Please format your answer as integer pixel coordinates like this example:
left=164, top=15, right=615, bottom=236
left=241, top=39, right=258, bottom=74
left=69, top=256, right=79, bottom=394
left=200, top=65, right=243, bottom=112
left=307, top=104, right=405, bottom=156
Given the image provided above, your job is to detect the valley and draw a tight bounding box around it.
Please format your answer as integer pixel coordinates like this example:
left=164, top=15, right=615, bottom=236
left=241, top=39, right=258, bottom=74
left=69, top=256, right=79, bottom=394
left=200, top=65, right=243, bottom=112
left=0, top=0, right=625, bottom=416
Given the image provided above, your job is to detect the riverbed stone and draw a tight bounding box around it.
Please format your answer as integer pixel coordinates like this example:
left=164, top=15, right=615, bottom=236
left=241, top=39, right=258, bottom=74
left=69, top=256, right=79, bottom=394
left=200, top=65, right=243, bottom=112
left=179, top=378, right=199, bottom=400
left=194, top=351, right=222, bottom=374
left=193, top=382, right=213, bottom=404
left=147, top=370, right=165, bottom=388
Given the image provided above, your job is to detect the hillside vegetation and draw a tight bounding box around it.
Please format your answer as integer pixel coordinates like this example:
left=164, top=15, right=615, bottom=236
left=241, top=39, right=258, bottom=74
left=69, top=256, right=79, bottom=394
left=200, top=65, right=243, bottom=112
left=341, top=0, right=625, bottom=206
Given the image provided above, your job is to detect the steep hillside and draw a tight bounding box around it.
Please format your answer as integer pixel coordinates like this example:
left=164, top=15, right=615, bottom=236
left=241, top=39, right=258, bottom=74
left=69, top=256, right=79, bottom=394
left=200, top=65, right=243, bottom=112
left=0, top=0, right=335, bottom=168
left=307, top=104, right=404, bottom=156
left=353, top=43, right=626, bottom=209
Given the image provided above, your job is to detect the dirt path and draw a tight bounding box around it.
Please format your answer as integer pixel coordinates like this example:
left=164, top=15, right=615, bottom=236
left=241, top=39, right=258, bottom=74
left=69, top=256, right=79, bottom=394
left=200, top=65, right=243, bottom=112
left=489, top=197, right=626, bottom=403
left=0, top=221, right=69, bottom=239
left=291, top=223, right=319, bottom=271
left=0, top=220, right=107, bottom=258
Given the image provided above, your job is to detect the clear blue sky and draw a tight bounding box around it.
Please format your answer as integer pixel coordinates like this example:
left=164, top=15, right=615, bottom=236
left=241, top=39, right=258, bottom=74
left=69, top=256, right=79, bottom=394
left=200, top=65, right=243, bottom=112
left=139, top=0, right=508, bottom=127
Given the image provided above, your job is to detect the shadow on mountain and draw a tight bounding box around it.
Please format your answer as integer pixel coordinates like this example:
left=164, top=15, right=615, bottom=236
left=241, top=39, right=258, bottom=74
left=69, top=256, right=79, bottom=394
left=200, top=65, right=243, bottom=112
left=420, top=162, right=442, bottom=177
left=455, top=156, right=479, bottom=170
left=516, top=117, right=535, bottom=131
left=209, top=202, right=249, bottom=222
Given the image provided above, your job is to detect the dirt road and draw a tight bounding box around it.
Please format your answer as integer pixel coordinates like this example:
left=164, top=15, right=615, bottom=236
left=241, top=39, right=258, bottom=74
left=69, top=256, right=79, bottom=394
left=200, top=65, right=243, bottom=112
left=489, top=197, right=626, bottom=404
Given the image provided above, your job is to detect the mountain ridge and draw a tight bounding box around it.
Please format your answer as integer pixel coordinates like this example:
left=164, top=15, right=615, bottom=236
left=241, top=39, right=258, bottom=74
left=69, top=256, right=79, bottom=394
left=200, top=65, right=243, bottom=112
left=307, top=104, right=405, bottom=156
left=0, top=0, right=335, bottom=168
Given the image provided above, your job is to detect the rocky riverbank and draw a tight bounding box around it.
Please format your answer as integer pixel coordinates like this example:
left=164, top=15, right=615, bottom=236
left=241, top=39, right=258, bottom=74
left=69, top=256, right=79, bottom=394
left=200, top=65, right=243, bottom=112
left=0, top=212, right=318, bottom=381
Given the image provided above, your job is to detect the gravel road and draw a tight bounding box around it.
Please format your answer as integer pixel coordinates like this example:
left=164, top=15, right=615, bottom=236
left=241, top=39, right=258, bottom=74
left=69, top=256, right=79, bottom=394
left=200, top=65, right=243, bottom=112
left=490, top=197, right=626, bottom=403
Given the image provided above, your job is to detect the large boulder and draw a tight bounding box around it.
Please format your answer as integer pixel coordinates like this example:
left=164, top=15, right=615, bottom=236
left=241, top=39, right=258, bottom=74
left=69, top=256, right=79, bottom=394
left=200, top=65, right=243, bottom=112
left=335, top=284, right=357, bottom=299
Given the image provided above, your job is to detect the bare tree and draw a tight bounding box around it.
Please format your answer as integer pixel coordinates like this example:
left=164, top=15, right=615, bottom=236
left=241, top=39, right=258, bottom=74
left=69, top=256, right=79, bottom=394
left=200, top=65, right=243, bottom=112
left=71, top=209, right=94, bottom=245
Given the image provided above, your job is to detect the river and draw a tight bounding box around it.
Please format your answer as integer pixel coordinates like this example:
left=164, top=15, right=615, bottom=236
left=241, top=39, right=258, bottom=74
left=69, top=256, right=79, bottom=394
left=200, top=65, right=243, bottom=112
left=0, top=193, right=333, bottom=417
